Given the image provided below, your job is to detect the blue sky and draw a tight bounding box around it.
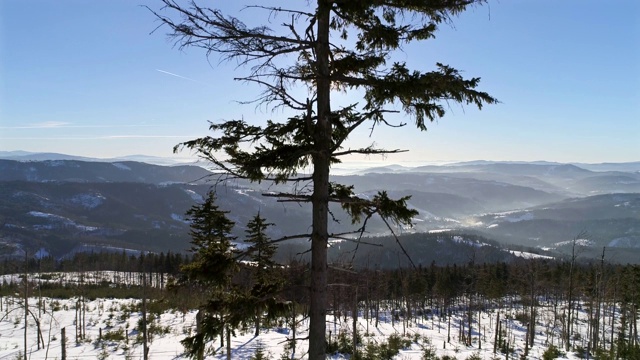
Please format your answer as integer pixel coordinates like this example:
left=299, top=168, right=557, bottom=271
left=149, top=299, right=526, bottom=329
left=1, top=0, right=638, bottom=164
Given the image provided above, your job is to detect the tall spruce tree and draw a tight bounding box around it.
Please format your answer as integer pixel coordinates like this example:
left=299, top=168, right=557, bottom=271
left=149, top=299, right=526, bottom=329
left=151, top=1, right=496, bottom=358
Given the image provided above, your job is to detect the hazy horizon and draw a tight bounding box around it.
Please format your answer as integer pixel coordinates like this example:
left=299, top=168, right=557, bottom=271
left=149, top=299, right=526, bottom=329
left=1, top=150, right=638, bottom=169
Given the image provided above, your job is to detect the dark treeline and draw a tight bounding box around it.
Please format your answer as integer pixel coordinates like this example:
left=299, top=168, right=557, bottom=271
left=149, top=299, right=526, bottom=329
left=1, top=251, right=189, bottom=276
left=2, top=251, right=639, bottom=318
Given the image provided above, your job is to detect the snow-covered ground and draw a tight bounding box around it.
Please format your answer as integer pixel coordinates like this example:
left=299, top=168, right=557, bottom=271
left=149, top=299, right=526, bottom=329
left=0, top=272, right=631, bottom=359
left=0, top=293, right=614, bottom=359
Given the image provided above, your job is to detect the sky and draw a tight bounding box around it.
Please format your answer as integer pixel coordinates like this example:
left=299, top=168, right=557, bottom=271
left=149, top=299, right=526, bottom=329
left=1, top=0, right=639, bottom=164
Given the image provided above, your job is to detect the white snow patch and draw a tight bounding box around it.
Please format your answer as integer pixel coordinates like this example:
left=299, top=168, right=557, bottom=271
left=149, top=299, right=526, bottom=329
left=171, top=213, right=190, bottom=224
left=44, top=160, right=65, bottom=167
left=494, top=211, right=534, bottom=222
left=452, top=235, right=487, bottom=248
left=554, top=238, right=595, bottom=247
left=183, top=189, right=204, bottom=202
left=76, top=224, right=98, bottom=231
left=112, top=162, right=131, bottom=170
left=234, top=188, right=265, bottom=205
left=428, top=229, right=452, bottom=234
left=232, top=241, right=251, bottom=251
left=159, top=181, right=183, bottom=186
left=70, top=193, right=105, bottom=209
left=34, top=248, right=49, bottom=259
left=28, top=211, right=67, bottom=220
left=508, top=250, right=554, bottom=260
left=28, top=211, right=98, bottom=232
left=614, top=201, right=633, bottom=208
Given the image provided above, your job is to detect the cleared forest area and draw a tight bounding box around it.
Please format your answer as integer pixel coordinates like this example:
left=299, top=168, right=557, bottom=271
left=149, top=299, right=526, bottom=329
left=1, top=254, right=638, bottom=359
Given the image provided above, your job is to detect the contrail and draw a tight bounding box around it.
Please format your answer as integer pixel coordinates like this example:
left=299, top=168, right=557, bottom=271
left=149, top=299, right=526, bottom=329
left=156, top=69, right=208, bottom=85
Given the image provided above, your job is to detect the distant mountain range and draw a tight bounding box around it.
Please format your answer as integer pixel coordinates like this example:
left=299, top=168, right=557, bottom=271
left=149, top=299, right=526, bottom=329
left=0, top=159, right=211, bottom=184
left=0, top=151, right=197, bottom=166
left=1, top=152, right=638, bottom=265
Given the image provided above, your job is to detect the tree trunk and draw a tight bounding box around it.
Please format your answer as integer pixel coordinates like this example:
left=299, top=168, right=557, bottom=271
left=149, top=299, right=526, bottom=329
left=142, top=274, right=148, bottom=360
left=24, top=255, right=28, bottom=360
left=610, top=297, right=616, bottom=356
left=226, top=326, right=231, bottom=360
left=308, top=1, right=331, bottom=359
left=478, top=308, right=481, bottom=350
left=467, top=297, right=472, bottom=346
left=447, top=310, right=451, bottom=343
left=196, top=311, right=204, bottom=360
left=375, top=298, right=379, bottom=328
left=291, top=304, right=296, bottom=355
left=255, top=310, right=260, bottom=337
left=494, top=312, right=500, bottom=354
left=82, top=294, right=86, bottom=340
left=75, top=300, right=79, bottom=343
left=353, top=287, right=358, bottom=359
left=61, top=327, right=66, bottom=360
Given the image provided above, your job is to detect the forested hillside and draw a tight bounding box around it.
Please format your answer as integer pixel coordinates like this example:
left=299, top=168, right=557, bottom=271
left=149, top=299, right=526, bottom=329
left=1, top=158, right=639, bottom=263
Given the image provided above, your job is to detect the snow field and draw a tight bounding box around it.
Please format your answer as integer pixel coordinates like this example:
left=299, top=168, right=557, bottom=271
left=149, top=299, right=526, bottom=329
left=0, top=294, right=613, bottom=359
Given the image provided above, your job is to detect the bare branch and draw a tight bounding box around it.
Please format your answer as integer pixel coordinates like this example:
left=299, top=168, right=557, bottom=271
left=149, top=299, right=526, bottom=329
left=380, top=216, right=416, bottom=269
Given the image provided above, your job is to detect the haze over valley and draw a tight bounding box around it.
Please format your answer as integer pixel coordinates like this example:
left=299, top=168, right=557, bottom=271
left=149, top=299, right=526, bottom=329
left=2, top=152, right=638, bottom=265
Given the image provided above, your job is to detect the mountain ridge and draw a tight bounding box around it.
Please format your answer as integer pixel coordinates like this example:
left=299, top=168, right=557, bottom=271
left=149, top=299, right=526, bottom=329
left=1, top=155, right=638, bottom=264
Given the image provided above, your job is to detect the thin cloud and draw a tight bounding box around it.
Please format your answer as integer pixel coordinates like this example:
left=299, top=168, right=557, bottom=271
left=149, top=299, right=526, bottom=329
left=0, top=135, right=197, bottom=140
left=156, top=69, right=208, bottom=85
left=3, top=121, right=72, bottom=129
left=39, top=121, right=70, bottom=128
left=0, top=124, right=159, bottom=129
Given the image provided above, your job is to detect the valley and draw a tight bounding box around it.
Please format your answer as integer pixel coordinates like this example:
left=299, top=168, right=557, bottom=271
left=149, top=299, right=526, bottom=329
left=1, top=155, right=639, bottom=265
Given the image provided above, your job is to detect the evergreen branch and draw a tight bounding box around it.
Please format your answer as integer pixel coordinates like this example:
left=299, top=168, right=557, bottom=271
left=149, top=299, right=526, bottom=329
left=262, top=192, right=312, bottom=203
left=262, top=70, right=315, bottom=83
left=333, top=148, right=408, bottom=157
left=232, top=233, right=313, bottom=261
left=175, top=126, right=316, bottom=183
left=330, top=107, right=400, bottom=151
left=270, top=233, right=312, bottom=244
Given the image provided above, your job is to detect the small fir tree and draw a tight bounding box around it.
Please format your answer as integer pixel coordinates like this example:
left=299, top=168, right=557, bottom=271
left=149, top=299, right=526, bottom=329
left=244, top=214, right=288, bottom=336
